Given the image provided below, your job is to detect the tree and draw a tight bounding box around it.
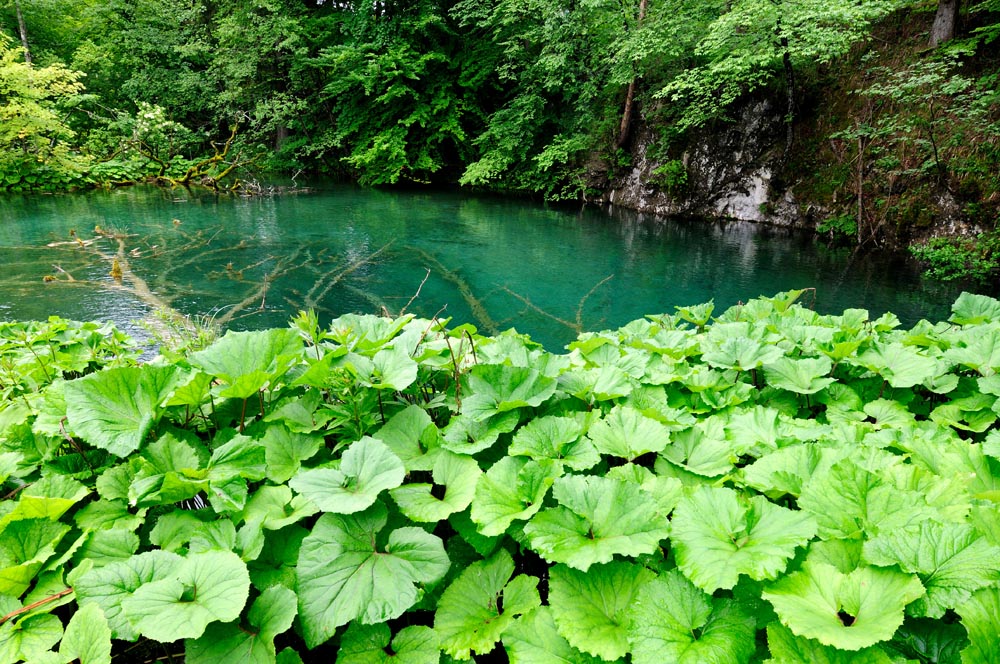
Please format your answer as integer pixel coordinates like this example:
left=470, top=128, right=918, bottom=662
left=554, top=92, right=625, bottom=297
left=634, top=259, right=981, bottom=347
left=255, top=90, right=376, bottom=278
left=929, top=0, right=961, bottom=47
left=0, top=36, right=89, bottom=190
left=656, top=0, right=905, bottom=139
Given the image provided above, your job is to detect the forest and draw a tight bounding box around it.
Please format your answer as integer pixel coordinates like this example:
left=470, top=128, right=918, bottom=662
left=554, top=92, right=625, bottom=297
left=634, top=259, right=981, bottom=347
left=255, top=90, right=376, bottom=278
left=3, top=0, right=1000, bottom=275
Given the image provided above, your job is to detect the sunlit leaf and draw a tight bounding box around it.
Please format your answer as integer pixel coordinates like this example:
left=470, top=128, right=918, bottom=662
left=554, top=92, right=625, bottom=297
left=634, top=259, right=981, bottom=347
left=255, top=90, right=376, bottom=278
left=296, top=501, right=449, bottom=648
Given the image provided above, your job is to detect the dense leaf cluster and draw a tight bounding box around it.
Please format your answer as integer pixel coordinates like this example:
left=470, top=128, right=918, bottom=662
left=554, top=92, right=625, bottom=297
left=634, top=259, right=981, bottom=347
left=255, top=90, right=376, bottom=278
left=4, top=291, right=1000, bottom=661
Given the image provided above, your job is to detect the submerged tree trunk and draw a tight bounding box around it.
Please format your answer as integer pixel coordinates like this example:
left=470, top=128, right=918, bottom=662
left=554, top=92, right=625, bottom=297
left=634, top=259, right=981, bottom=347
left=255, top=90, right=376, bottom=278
left=14, top=0, right=31, bottom=65
left=616, top=0, right=648, bottom=149
left=929, top=0, right=960, bottom=48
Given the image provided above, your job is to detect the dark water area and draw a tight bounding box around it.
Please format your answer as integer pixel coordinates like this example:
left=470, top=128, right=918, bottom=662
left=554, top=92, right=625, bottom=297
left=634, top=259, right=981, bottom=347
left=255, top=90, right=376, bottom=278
left=0, top=183, right=981, bottom=350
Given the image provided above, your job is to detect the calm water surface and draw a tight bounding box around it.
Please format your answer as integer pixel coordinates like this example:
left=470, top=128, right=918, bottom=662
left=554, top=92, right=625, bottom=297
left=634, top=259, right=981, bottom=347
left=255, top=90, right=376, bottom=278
left=0, top=184, right=977, bottom=350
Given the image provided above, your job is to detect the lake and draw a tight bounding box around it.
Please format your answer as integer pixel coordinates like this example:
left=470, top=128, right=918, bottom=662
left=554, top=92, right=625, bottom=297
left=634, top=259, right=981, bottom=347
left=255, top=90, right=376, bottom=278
left=0, top=183, right=975, bottom=350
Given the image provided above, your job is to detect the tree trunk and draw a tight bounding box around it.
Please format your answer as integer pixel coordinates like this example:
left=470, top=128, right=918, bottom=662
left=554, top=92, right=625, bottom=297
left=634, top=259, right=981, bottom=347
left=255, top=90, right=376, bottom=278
left=929, top=0, right=960, bottom=48
left=14, top=0, right=31, bottom=65
left=615, top=0, right=648, bottom=149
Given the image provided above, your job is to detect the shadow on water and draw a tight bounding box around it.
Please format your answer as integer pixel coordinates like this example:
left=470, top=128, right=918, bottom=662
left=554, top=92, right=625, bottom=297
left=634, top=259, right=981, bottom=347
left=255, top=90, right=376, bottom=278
left=0, top=184, right=987, bottom=350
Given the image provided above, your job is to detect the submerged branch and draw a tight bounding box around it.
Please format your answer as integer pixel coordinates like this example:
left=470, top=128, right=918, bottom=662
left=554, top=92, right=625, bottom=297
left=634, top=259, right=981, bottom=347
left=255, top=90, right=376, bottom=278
left=501, top=274, right=614, bottom=335
left=408, top=247, right=499, bottom=336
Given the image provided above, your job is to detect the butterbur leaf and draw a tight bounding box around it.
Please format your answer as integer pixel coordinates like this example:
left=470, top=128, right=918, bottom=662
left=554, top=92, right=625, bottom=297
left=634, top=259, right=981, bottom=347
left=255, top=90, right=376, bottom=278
left=626, top=569, right=756, bottom=664
left=762, top=561, right=924, bottom=650
left=121, top=550, right=251, bottom=642
left=503, top=607, right=603, bottom=664
left=764, top=621, right=893, bottom=664
left=239, top=485, right=318, bottom=531
left=189, top=329, right=303, bottom=399
left=65, top=365, right=188, bottom=456
left=390, top=450, right=481, bottom=522
left=261, top=425, right=322, bottom=483
left=702, top=336, right=784, bottom=371
left=799, top=458, right=937, bottom=539
left=548, top=561, right=654, bottom=660
left=290, top=437, right=405, bottom=514
left=671, top=486, right=816, bottom=592
left=0, top=614, right=63, bottom=663
left=336, top=623, right=440, bottom=664
left=523, top=475, right=670, bottom=571
left=461, top=364, right=557, bottom=421
left=863, top=521, right=1000, bottom=618
left=185, top=585, right=297, bottom=664
left=887, top=617, right=968, bottom=664
left=360, top=346, right=418, bottom=391
left=763, top=356, right=834, bottom=394
left=296, top=501, right=449, bottom=648
left=585, top=405, right=670, bottom=460
left=958, top=585, right=1000, bottom=664
left=72, top=549, right=185, bottom=640
left=0, top=519, right=71, bottom=596
left=509, top=414, right=599, bottom=471
left=434, top=549, right=541, bottom=660
left=558, top=366, right=634, bottom=401
left=441, top=411, right=519, bottom=456
left=377, top=405, right=442, bottom=471
left=854, top=343, right=939, bottom=389
left=470, top=457, right=557, bottom=537
left=741, top=444, right=843, bottom=498
left=60, top=603, right=112, bottom=664
left=950, top=292, right=1000, bottom=326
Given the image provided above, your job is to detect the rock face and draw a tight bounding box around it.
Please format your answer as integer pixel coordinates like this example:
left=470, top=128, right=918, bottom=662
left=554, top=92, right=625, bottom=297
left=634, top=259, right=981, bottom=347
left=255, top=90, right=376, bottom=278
left=594, top=99, right=810, bottom=228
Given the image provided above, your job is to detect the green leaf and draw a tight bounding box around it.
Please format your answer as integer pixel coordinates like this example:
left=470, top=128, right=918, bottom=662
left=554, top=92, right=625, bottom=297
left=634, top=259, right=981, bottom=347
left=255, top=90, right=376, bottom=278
left=958, top=585, right=1000, bottom=663
left=626, top=569, right=756, bottom=664
left=121, top=550, right=251, bottom=642
left=762, top=561, right=924, bottom=650
left=462, top=364, right=557, bottom=421
left=864, top=521, right=1000, bottom=618
left=764, top=621, right=893, bottom=664
left=503, top=606, right=603, bottom=664
left=238, top=485, right=318, bottom=531
left=585, top=405, right=670, bottom=460
left=854, top=343, right=940, bottom=389
left=671, top=486, right=816, bottom=592
left=470, top=457, right=557, bottom=537
left=296, top=501, right=449, bottom=648
left=72, top=550, right=185, bottom=640
left=0, top=614, right=62, bottom=664
left=763, top=356, right=834, bottom=394
left=336, top=623, right=440, bottom=664
left=557, top=366, right=633, bottom=401
left=359, top=346, right=418, bottom=391
left=442, top=411, right=519, bottom=456
left=702, top=335, right=784, bottom=370
left=376, top=405, right=443, bottom=471
left=290, top=437, right=405, bottom=514
left=950, top=292, right=1000, bottom=326
left=741, top=444, right=844, bottom=498
left=434, top=549, right=541, bottom=660
left=508, top=414, right=599, bottom=471
left=0, top=519, right=71, bottom=596
left=189, top=329, right=303, bottom=399
left=523, top=475, right=670, bottom=571
left=60, top=603, right=112, bottom=664
left=185, top=585, right=298, bottom=664
left=390, top=450, right=482, bottom=522
left=798, top=458, right=937, bottom=539
left=548, top=561, right=654, bottom=660
left=64, top=365, right=189, bottom=456
left=261, top=425, right=322, bottom=484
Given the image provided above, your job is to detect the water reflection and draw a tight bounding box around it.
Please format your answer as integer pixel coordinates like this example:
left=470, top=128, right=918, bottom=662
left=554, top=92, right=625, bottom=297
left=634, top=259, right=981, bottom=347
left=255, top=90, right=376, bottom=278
left=0, top=184, right=987, bottom=350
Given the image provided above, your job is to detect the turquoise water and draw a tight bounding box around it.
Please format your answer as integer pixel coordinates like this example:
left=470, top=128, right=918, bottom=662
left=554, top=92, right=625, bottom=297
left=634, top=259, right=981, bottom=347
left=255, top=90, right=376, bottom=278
left=0, top=184, right=975, bottom=350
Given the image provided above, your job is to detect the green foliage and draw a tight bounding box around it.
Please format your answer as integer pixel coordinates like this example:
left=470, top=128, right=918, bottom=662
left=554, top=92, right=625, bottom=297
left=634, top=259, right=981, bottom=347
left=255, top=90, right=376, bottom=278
left=7, top=293, right=1000, bottom=659
left=0, top=37, right=90, bottom=192
left=910, top=231, right=1000, bottom=284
